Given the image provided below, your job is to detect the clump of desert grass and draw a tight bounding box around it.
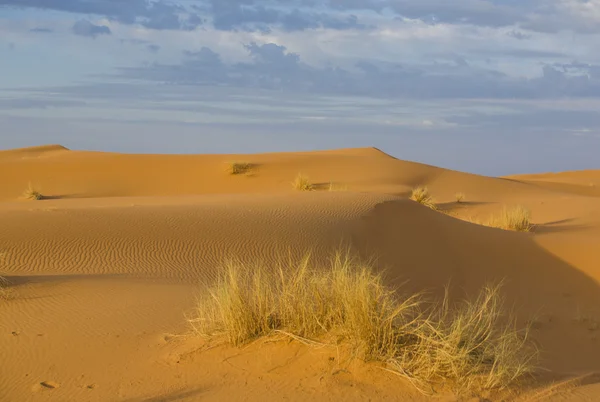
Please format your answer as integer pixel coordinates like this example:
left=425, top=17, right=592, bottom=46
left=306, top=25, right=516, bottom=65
left=226, top=161, right=254, bottom=175
left=23, top=182, right=43, bottom=200
left=410, top=186, right=437, bottom=210
left=292, top=173, right=313, bottom=191
left=455, top=192, right=465, bottom=203
left=190, top=253, right=536, bottom=395
left=487, top=206, right=532, bottom=232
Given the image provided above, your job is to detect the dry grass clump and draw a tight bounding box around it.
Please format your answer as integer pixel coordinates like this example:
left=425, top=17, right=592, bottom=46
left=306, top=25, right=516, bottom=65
left=410, top=186, right=437, bottom=210
left=392, top=284, right=536, bottom=393
left=23, top=182, right=43, bottom=200
left=487, top=206, right=532, bottom=232
left=190, top=253, right=536, bottom=394
left=455, top=192, right=465, bottom=203
left=292, top=173, right=313, bottom=191
left=227, top=161, right=253, bottom=175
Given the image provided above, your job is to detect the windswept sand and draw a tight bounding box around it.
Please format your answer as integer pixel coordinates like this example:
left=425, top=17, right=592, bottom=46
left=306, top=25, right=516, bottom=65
left=1, top=145, right=600, bottom=401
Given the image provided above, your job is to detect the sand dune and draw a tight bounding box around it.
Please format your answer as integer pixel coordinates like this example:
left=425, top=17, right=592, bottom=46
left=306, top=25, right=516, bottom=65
left=1, top=145, right=600, bottom=401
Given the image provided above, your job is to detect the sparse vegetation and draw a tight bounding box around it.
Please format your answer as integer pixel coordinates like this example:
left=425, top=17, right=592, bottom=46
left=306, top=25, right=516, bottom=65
left=410, top=186, right=437, bottom=210
left=455, top=192, right=465, bottom=203
left=292, top=173, right=313, bottom=191
left=23, top=182, right=43, bottom=200
left=227, top=161, right=253, bottom=175
left=190, top=252, right=536, bottom=394
left=487, top=206, right=532, bottom=232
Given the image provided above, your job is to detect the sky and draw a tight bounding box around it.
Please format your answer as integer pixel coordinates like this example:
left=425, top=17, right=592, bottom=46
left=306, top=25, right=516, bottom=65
left=1, top=1, right=600, bottom=175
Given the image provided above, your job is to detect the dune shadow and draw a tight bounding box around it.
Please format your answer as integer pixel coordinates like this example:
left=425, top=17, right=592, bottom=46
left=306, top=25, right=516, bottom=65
left=521, top=371, right=600, bottom=401
left=389, top=190, right=412, bottom=198
left=436, top=200, right=496, bottom=212
left=3, top=273, right=130, bottom=287
left=532, top=218, right=593, bottom=235
left=351, top=199, right=600, bottom=375
left=312, top=182, right=350, bottom=191
left=122, top=387, right=207, bottom=402
left=312, top=182, right=332, bottom=191
left=38, top=193, right=96, bottom=200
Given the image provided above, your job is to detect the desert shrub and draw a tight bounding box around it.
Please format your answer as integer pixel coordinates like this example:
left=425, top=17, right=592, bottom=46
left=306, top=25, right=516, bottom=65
left=487, top=206, right=532, bottom=232
left=23, top=182, right=43, bottom=200
left=227, top=162, right=253, bottom=175
left=292, top=173, right=313, bottom=191
left=410, top=186, right=437, bottom=210
left=190, top=253, right=536, bottom=394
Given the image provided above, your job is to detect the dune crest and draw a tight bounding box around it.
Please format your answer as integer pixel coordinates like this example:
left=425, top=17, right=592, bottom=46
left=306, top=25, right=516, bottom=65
left=0, top=144, right=69, bottom=154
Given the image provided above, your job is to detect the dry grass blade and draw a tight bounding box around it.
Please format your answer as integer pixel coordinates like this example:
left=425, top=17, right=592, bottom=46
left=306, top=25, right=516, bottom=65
left=190, top=252, right=537, bottom=395
left=292, top=173, right=313, bottom=191
left=410, top=186, right=437, bottom=210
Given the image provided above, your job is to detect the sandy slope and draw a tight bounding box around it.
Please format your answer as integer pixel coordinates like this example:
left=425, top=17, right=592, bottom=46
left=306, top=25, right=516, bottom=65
left=1, top=145, right=600, bottom=401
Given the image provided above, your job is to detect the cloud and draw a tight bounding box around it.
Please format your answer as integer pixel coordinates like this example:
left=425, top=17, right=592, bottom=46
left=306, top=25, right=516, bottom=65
left=114, top=42, right=600, bottom=99
left=72, top=19, right=111, bottom=38
left=0, top=98, right=86, bottom=110
left=147, top=44, right=160, bottom=53
left=447, top=108, right=600, bottom=131
left=208, top=1, right=368, bottom=32
left=477, top=48, right=568, bottom=59
left=506, top=30, right=532, bottom=40
left=0, top=0, right=203, bottom=30
left=29, top=27, right=53, bottom=33
left=3, top=0, right=600, bottom=34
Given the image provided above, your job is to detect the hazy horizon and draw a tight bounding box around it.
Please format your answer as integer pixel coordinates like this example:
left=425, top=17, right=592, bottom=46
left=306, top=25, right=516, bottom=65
left=2, top=0, right=600, bottom=176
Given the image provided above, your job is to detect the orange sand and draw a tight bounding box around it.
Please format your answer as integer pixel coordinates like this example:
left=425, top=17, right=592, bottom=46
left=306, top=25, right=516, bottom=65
left=1, top=145, right=599, bottom=401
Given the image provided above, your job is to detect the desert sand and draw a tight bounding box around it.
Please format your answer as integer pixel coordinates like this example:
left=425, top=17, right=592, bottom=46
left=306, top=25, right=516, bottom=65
left=1, top=144, right=600, bottom=401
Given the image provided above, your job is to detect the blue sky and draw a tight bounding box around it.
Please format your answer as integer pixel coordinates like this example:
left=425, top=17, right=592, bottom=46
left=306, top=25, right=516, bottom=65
left=1, top=1, right=600, bottom=175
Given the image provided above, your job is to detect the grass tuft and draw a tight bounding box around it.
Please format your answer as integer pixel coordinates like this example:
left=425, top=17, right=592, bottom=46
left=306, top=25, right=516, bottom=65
left=487, top=206, right=532, bottom=232
left=292, top=173, right=314, bottom=191
left=227, top=162, right=253, bottom=175
left=190, top=253, right=536, bottom=394
left=23, top=182, right=43, bottom=200
left=410, top=186, right=437, bottom=210
left=455, top=193, right=465, bottom=203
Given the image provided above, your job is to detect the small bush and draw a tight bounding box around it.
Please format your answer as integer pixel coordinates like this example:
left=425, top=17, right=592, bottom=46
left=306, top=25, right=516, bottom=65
left=227, top=162, right=253, bottom=175
left=410, top=186, right=437, bottom=210
left=455, top=193, right=465, bottom=203
left=190, top=253, right=536, bottom=394
left=23, top=183, right=43, bottom=200
left=292, top=173, right=313, bottom=191
left=487, top=206, right=532, bottom=232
